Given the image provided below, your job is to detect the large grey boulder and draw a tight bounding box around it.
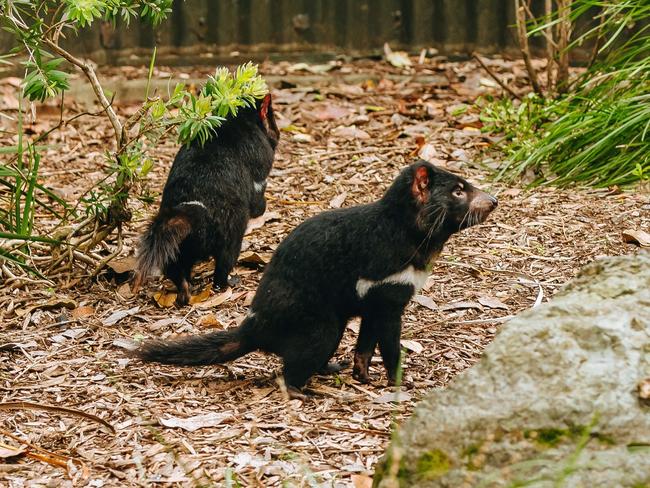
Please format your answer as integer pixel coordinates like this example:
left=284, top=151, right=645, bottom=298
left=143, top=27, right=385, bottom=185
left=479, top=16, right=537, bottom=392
left=375, top=252, right=650, bottom=487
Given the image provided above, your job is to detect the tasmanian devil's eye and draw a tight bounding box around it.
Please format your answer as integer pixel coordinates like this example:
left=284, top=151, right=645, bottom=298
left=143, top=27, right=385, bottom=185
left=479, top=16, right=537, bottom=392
left=452, top=186, right=465, bottom=198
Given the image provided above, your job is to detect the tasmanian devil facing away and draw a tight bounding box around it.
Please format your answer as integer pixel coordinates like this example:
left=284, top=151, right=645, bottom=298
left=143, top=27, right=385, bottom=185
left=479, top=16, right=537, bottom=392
left=132, top=94, right=279, bottom=306
left=132, top=160, right=497, bottom=398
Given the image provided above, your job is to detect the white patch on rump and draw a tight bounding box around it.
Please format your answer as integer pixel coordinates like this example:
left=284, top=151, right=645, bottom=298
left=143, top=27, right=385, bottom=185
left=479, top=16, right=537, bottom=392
left=253, top=180, right=266, bottom=192
left=356, top=265, right=429, bottom=299
left=178, top=200, right=207, bottom=210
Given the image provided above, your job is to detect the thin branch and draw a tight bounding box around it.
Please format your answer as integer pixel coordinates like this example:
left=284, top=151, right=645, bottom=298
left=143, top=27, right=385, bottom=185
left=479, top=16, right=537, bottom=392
left=545, top=0, right=555, bottom=94
left=42, top=39, right=123, bottom=146
left=472, top=52, right=521, bottom=100
left=522, top=0, right=558, bottom=50
left=515, top=1, right=543, bottom=96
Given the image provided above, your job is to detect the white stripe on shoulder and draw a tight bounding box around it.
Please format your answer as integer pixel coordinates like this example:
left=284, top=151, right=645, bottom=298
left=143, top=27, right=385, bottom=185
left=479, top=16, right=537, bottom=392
left=356, top=265, right=429, bottom=299
left=253, top=179, right=267, bottom=192
left=178, top=200, right=207, bottom=210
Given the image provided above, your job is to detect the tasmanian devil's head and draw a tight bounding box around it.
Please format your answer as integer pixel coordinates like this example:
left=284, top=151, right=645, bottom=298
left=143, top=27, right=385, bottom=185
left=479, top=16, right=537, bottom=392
left=407, top=160, right=497, bottom=235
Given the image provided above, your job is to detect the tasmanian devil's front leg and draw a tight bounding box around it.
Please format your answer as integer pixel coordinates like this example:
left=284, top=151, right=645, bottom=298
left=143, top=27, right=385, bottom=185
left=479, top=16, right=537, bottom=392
left=353, top=318, right=377, bottom=383
left=376, top=314, right=402, bottom=385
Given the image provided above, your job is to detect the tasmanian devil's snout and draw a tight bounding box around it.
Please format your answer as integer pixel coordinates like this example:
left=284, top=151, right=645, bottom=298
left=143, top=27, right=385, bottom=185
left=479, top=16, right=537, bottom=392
left=467, top=189, right=498, bottom=225
left=447, top=183, right=498, bottom=231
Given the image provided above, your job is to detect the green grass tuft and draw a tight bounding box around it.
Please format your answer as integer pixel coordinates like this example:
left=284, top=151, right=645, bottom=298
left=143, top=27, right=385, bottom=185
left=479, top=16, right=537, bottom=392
left=480, top=0, right=650, bottom=188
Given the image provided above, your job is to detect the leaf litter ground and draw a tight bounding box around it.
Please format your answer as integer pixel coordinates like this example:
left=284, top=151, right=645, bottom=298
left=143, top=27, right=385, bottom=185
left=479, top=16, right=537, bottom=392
left=1, top=57, right=648, bottom=487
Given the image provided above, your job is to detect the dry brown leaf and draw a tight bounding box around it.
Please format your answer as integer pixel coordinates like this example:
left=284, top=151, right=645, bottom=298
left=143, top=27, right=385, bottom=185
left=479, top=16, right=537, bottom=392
left=478, top=295, right=509, bottom=310
left=16, top=297, right=77, bottom=317
left=0, top=445, right=25, bottom=459
left=412, top=294, right=438, bottom=310
left=622, top=229, right=650, bottom=247
left=245, top=211, right=281, bottom=235
left=107, top=257, right=137, bottom=274
left=159, top=412, right=231, bottom=432
left=311, top=104, right=352, bottom=121
left=329, top=192, right=348, bottom=209
left=502, top=188, right=522, bottom=197
left=441, top=300, right=483, bottom=311
left=422, top=275, right=436, bottom=291
left=71, top=305, right=94, bottom=319
left=102, top=306, right=140, bottom=325
left=383, top=42, right=412, bottom=68
left=418, top=143, right=438, bottom=161
left=196, top=314, right=225, bottom=328
left=189, top=285, right=212, bottom=305
left=401, top=339, right=424, bottom=354
left=352, top=474, right=373, bottom=488
left=195, top=289, right=232, bottom=309
left=116, top=282, right=133, bottom=299
left=373, top=390, right=412, bottom=404
left=239, top=251, right=271, bottom=266
left=153, top=291, right=177, bottom=308
left=332, top=125, right=370, bottom=140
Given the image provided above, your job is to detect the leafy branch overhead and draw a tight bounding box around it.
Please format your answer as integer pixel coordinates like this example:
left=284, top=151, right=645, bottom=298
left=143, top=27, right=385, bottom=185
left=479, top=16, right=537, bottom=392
left=178, top=63, right=269, bottom=146
left=3, top=0, right=174, bottom=106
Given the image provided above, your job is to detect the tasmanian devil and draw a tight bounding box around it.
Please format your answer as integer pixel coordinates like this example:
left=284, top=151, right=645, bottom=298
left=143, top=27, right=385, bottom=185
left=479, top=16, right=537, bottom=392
left=132, top=160, right=497, bottom=397
left=132, top=94, right=279, bottom=306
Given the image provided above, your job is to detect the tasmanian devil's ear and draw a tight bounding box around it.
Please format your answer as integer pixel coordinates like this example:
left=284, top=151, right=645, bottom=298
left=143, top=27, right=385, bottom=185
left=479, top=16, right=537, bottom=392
left=259, top=93, right=279, bottom=144
left=259, top=93, right=272, bottom=121
left=411, top=165, right=430, bottom=204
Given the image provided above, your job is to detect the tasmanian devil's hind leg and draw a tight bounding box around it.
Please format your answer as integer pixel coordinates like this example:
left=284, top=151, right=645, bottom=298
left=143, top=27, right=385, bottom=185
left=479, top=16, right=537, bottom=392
left=165, top=257, right=193, bottom=306
left=213, top=214, right=247, bottom=290
left=281, top=320, right=341, bottom=397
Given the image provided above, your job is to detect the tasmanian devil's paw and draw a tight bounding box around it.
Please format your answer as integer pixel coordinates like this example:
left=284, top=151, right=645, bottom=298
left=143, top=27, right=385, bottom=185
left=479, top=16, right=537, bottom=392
left=286, top=386, right=309, bottom=401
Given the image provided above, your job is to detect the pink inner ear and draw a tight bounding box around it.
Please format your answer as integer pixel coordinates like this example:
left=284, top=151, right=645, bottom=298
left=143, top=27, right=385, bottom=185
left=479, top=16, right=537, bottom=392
left=411, top=166, right=429, bottom=202
left=260, top=94, right=271, bottom=120
left=415, top=166, right=429, bottom=189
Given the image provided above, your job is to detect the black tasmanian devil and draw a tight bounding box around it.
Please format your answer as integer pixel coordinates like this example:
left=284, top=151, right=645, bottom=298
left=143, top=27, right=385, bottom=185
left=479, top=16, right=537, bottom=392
left=133, top=160, right=497, bottom=397
left=132, top=94, right=279, bottom=306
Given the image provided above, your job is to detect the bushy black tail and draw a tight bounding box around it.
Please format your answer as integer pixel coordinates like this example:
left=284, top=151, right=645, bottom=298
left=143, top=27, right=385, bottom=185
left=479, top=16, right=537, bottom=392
left=132, top=320, right=254, bottom=366
left=132, top=207, right=194, bottom=291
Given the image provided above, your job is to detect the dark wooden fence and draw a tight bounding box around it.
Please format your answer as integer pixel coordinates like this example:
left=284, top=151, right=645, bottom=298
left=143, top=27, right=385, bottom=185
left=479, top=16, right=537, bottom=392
left=2, top=1, right=557, bottom=66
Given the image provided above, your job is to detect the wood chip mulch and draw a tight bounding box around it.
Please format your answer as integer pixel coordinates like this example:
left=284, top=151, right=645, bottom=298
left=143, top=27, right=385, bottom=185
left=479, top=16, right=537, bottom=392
left=1, top=57, right=648, bottom=487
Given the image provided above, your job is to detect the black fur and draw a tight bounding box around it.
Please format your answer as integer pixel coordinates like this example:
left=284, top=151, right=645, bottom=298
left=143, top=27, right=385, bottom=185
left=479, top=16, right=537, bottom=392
left=134, top=161, right=497, bottom=394
left=133, top=95, right=279, bottom=306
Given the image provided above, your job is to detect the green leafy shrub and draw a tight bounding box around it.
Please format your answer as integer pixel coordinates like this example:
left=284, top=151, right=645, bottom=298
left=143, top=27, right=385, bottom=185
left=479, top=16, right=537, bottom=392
left=481, top=0, right=650, bottom=187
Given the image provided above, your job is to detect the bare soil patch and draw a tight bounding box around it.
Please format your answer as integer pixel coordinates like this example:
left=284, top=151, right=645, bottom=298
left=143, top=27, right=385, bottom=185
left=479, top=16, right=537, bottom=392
left=1, top=58, right=647, bottom=487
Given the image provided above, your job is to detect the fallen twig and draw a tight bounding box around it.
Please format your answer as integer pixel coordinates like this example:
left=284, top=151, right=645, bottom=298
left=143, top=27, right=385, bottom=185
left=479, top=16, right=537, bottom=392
left=0, top=401, right=116, bottom=434
left=0, top=428, right=82, bottom=472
